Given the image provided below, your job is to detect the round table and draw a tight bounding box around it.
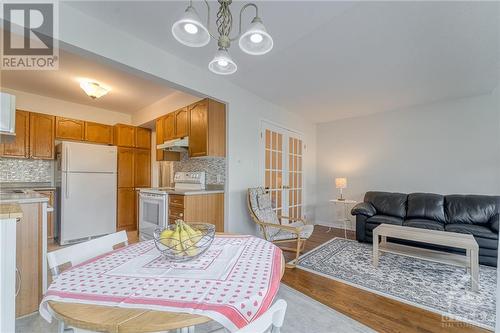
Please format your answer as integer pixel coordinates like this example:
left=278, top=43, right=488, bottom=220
left=48, top=254, right=285, bottom=333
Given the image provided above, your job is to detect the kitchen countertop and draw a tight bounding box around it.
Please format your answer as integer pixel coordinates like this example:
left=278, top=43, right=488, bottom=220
left=0, top=182, right=56, bottom=191
left=0, top=203, right=23, bottom=219
left=0, top=190, right=49, bottom=204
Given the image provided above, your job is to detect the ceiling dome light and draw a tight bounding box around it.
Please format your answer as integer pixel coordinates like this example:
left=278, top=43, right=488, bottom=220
left=208, top=49, right=237, bottom=75
left=80, top=81, right=109, bottom=99
left=172, top=6, right=210, bottom=47
left=239, top=17, right=273, bottom=55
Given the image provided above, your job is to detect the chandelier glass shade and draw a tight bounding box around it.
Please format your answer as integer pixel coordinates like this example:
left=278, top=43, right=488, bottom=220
left=172, top=0, right=273, bottom=75
left=208, top=48, right=237, bottom=75
left=171, top=6, right=211, bottom=47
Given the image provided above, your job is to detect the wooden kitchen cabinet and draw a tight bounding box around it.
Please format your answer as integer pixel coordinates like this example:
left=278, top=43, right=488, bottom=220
left=114, top=124, right=136, bottom=147
left=155, top=116, right=180, bottom=162
left=168, top=193, right=224, bottom=232
left=134, top=149, right=151, bottom=187
left=117, top=147, right=135, bottom=188
left=135, top=127, right=151, bottom=149
left=29, top=112, right=55, bottom=159
left=188, top=99, right=226, bottom=157
left=84, top=122, right=113, bottom=145
left=16, top=202, right=43, bottom=317
left=55, top=117, right=84, bottom=141
left=1, top=110, right=30, bottom=158
left=117, top=188, right=136, bottom=231
left=36, top=190, right=55, bottom=241
left=174, top=108, right=189, bottom=138
left=163, top=114, right=175, bottom=142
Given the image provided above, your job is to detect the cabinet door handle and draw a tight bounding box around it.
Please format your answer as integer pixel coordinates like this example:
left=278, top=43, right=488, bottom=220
left=15, top=267, right=21, bottom=297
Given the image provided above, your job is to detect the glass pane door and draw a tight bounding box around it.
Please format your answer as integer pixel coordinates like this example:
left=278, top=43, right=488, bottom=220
left=262, top=122, right=304, bottom=222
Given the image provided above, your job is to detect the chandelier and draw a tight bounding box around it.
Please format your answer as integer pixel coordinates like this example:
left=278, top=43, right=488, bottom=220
left=172, top=0, right=273, bottom=75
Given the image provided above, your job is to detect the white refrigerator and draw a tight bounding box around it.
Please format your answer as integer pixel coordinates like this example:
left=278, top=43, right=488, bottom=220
left=56, top=141, right=117, bottom=245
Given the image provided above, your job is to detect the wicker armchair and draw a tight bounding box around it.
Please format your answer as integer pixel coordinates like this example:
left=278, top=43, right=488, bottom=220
left=247, top=187, right=314, bottom=267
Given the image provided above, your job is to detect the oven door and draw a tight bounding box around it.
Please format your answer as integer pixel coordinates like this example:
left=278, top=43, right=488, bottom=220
left=139, top=192, right=167, bottom=238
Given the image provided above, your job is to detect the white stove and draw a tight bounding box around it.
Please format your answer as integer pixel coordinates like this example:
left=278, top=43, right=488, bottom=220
left=138, top=172, right=206, bottom=240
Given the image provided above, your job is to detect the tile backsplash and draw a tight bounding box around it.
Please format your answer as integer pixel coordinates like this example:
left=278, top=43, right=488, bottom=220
left=0, top=158, right=54, bottom=183
left=172, top=154, right=226, bottom=185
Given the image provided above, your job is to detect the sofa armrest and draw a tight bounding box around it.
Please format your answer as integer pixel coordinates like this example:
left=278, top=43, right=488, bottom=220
left=351, top=202, right=376, bottom=217
left=490, top=213, right=499, bottom=233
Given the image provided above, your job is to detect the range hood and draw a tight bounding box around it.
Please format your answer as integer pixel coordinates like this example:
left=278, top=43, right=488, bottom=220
left=157, top=137, right=189, bottom=152
left=0, top=92, right=16, bottom=143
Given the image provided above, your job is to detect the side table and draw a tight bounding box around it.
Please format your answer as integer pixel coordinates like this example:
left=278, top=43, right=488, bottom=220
left=329, top=199, right=357, bottom=238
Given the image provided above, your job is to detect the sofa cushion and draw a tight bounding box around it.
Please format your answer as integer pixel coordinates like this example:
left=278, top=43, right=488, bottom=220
left=445, top=195, right=500, bottom=225
left=445, top=224, right=498, bottom=240
left=366, top=215, right=403, bottom=226
left=490, top=213, right=499, bottom=233
left=407, top=193, right=446, bottom=223
left=403, top=218, right=444, bottom=231
left=351, top=202, right=376, bottom=217
left=364, top=192, right=407, bottom=218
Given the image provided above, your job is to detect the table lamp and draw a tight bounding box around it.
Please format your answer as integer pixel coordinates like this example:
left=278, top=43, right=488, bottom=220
left=335, top=177, right=347, bottom=201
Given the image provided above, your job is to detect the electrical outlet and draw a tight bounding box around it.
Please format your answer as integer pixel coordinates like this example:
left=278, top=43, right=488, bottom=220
left=216, top=174, right=222, bottom=184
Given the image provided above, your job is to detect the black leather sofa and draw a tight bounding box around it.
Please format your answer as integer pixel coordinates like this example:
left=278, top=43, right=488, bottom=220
left=351, top=191, right=499, bottom=267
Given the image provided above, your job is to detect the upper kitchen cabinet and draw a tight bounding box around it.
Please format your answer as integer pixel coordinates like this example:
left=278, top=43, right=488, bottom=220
left=1, top=110, right=30, bottom=158
left=117, top=147, right=135, bottom=188
left=84, top=122, right=113, bottom=145
left=163, top=113, right=175, bottom=142
left=135, top=127, right=151, bottom=149
left=174, top=108, right=189, bottom=138
left=189, top=98, right=226, bottom=158
left=29, top=112, right=55, bottom=159
left=155, top=117, right=180, bottom=162
left=55, top=117, right=84, bottom=141
left=134, top=149, right=151, bottom=187
left=114, top=124, right=136, bottom=147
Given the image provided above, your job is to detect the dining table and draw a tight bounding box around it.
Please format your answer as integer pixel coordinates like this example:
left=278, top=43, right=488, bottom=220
left=40, top=234, right=285, bottom=333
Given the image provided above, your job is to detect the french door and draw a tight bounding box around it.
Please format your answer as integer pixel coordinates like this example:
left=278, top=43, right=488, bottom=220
left=261, top=121, right=304, bottom=221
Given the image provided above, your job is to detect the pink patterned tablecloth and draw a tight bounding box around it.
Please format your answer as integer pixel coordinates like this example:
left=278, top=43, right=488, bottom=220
left=40, top=235, right=283, bottom=332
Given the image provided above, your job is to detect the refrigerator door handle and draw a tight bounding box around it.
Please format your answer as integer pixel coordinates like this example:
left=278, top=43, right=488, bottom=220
left=65, top=146, right=70, bottom=171
left=65, top=173, right=69, bottom=199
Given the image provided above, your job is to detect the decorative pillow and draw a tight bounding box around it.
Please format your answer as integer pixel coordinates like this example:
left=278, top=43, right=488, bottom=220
left=257, top=192, right=272, bottom=210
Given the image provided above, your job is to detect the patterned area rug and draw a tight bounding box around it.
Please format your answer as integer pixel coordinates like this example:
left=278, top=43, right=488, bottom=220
left=296, top=238, right=497, bottom=330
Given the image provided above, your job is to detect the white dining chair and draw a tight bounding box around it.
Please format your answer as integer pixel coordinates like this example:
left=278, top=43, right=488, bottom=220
left=235, top=299, right=287, bottom=333
left=46, top=231, right=129, bottom=333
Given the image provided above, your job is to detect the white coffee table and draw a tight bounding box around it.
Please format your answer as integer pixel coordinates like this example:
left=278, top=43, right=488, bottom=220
left=372, top=224, right=479, bottom=291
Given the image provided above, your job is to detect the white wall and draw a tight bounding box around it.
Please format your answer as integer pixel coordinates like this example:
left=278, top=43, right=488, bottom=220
left=2, top=88, right=132, bottom=125
left=58, top=4, right=316, bottom=235
left=315, top=91, right=500, bottom=227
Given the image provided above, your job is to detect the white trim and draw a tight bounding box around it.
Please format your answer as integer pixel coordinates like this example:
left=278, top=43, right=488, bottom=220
left=291, top=238, right=494, bottom=332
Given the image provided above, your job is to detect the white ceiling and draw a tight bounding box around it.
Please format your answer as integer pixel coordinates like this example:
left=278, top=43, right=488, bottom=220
left=1, top=48, right=183, bottom=114
left=68, top=1, right=500, bottom=123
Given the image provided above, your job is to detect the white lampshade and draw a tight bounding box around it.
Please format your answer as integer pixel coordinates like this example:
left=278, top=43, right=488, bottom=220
left=335, top=177, right=347, bottom=189
left=208, top=49, right=237, bottom=75
left=80, top=81, right=109, bottom=99
left=171, top=6, right=210, bottom=47
left=239, top=17, right=273, bottom=55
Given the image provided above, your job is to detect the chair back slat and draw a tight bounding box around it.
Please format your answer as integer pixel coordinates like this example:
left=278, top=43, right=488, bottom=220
left=235, top=299, right=287, bottom=333
left=47, top=231, right=128, bottom=276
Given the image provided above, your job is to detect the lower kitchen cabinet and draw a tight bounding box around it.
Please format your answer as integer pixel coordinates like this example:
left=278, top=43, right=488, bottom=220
left=117, top=188, right=136, bottom=231
left=16, top=202, right=43, bottom=317
left=168, top=193, right=224, bottom=232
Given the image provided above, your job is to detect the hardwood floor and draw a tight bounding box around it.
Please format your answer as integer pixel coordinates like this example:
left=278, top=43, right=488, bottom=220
left=281, top=225, right=490, bottom=333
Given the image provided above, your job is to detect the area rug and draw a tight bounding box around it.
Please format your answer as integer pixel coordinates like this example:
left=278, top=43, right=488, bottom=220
left=296, top=238, right=497, bottom=330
